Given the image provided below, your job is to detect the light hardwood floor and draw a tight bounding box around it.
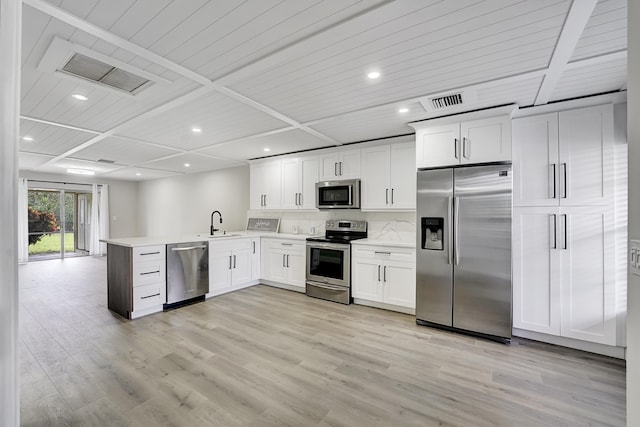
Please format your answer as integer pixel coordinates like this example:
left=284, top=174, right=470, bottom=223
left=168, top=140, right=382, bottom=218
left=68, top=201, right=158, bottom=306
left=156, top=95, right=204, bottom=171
left=19, top=256, right=625, bottom=426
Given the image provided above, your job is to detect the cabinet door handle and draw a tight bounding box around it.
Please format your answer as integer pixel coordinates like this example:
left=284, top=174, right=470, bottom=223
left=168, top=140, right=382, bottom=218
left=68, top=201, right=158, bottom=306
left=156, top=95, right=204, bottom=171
left=141, top=293, right=160, bottom=300
left=561, top=163, right=567, bottom=199
left=233, top=254, right=236, bottom=268
left=386, top=188, right=389, bottom=204
left=339, top=162, right=343, bottom=176
left=264, top=194, right=267, bottom=206
left=550, top=164, right=557, bottom=199
left=383, top=266, right=387, bottom=282
left=391, top=188, right=394, bottom=204
left=283, top=254, right=286, bottom=267
left=563, top=214, right=568, bottom=250
left=286, top=254, right=290, bottom=267
left=252, top=241, right=256, bottom=254
left=378, top=265, right=381, bottom=282
left=334, top=162, right=338, bottom=176
left=454, top=138, right=459, bottom=159
left=229, top=255, right=232, bottom=269
left=299, top=192, right=303, bottom=206
left=462, top=137, right=470, bottom=159
left=550, top=214, right=557, bottom=249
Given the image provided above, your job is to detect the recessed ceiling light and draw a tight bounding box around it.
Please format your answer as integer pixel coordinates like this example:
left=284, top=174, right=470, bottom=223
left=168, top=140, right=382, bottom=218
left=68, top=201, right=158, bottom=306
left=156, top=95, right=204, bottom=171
left=398, top=107, right=409, bottom=113
left=263, top=148, right=271, bottom=152
left=72, top=94, right=88, bottom=101
left=22, top=136, right=34, bottom=141
left=367, top=71, right=381, bottom=79
left=184, top=163, right=191, bottom=167
left=191, top=127, right=202, bottom=133
left=67, top=168, right=95, bottom=175
left=135, top=173, right=142, bottom=176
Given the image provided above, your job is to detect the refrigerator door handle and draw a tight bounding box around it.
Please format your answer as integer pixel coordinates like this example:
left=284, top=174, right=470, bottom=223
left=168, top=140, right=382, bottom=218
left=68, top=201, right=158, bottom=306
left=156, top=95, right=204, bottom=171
left=454, top=196, right=460, bottom=265
left=447, top=196, right=453, bottom=265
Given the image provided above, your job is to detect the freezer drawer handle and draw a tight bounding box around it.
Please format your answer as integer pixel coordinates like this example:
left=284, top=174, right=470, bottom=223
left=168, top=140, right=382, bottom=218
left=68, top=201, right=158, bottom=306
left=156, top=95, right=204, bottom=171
left=140, top=292, right=161, bottom=299
left=171, top=245, right=206, bottom=252
left=140, top=251, right=160, bottom=256
left=140, top=270, right=160, bottom=276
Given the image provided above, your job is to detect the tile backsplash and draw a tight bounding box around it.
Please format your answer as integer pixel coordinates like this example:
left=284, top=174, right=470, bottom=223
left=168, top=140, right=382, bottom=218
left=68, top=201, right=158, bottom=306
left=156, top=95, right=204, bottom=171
left=246, top=210, right=416, bottom=242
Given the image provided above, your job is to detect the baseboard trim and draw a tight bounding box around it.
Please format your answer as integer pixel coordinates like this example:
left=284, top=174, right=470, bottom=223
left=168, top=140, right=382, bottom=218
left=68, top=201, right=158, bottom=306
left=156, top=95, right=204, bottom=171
left=353, top=298, right=415, bottom=315
left=513, top=328, right=626, bottom=359
left=260, top=279, right=305, bottom=293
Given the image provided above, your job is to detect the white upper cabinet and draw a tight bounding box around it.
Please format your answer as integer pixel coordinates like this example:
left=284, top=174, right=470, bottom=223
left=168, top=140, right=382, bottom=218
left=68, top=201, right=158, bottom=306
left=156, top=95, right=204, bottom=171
left=282, top=155, right=318, bottom=210
left=250, top=160, right=282, bottom=210
left=361, top=141, right=415, bottom=211
left=318, top=148, right=361, bottom=180
left=512, top=104, right=613, bottom=207
left=413, top=115, right=511, bottom=168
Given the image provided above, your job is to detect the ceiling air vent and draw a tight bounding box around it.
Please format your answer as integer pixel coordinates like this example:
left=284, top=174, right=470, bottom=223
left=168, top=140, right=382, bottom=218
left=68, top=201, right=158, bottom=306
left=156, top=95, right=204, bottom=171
left=419, top=88, right=477, bottom=114
left=429, top=93, right=463, bottom=110
left=60, top=53, right=150, bottom=94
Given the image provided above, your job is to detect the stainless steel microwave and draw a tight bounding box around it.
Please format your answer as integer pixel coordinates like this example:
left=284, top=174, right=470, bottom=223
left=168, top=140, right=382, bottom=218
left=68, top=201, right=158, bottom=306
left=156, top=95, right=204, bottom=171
left=316, top=179, right=361, bottom=209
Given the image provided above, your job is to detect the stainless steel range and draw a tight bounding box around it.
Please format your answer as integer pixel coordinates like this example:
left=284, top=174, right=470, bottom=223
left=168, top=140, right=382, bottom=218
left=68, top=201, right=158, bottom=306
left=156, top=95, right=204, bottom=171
left=306, top=220, right=367, bottom=304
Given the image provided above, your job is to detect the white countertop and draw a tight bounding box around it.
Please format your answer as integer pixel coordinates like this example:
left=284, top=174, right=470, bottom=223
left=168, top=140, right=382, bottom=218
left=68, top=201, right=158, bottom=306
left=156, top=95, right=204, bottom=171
left=351, top=238, right=416, bottom=249
left=101, top=231, right=313, bottom=248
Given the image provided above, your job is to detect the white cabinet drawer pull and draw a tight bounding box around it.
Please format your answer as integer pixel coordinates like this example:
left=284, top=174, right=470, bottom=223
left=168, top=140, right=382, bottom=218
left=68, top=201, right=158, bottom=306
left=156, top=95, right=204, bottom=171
left=140, top=292, right=161, bottom=299
left=281, top=243, right=293, bottom=246
left=140, top=251, right=161, bottom=256
left=375, top=251, right=391, bottom=255
left=140, top=270, right=160, bottom=276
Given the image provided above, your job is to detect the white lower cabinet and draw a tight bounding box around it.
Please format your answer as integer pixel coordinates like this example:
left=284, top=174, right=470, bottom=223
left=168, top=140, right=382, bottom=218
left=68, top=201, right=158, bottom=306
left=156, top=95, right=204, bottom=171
left=208, top=238, right=255, bottom=297
left=513, top=206, right=616, bottom=346
left=352, top=244, right=416, bottom=313
left=261, top=238, right=306, bottom=291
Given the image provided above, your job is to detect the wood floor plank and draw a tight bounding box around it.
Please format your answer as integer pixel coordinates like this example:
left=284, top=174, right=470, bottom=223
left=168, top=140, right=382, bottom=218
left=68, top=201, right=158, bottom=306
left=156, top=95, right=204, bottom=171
left=19, top=257, right=626, bottom=426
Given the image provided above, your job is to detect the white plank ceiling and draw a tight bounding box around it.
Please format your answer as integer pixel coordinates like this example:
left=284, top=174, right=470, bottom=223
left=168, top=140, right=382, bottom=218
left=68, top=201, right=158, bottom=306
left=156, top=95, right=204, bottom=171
left=18, top=0, right=627, bottom=180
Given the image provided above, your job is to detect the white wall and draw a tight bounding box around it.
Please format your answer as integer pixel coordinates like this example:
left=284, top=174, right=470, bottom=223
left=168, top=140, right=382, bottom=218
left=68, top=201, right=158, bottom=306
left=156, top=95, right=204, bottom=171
left=138, top=165, right=249, bottom=237
left=0, top=0, right=21, bottom=425
left=19, top=171, right=140, bottom=238
left=628, top=1, right=639, bottom=424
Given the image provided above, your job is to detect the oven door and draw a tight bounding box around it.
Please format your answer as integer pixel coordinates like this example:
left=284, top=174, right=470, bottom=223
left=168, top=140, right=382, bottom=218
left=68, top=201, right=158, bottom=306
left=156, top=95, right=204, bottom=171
left=306, top=242, right=350, bottom=287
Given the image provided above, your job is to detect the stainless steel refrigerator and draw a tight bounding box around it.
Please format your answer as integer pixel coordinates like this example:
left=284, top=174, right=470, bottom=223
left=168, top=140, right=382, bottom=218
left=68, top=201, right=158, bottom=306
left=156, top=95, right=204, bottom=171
left=416, top=163, right=512, bottom=342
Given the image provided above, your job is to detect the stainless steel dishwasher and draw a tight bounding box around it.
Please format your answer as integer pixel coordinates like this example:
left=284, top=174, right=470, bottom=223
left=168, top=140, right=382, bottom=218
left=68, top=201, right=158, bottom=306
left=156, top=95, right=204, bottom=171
left=166, top=241, right=209, bottom=306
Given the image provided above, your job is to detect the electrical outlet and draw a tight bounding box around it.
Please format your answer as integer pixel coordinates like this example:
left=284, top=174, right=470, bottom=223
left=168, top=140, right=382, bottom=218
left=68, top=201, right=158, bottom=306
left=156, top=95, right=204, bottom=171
left=632, top=240, right=640, bottom=277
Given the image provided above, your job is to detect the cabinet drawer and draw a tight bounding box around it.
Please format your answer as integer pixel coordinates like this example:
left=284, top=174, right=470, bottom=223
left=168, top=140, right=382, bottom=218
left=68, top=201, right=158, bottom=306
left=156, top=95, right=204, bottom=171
left=133, top=283, right=164, bottom=311
left=133, top=245, right=165, bottom=261
left=133, top=260, right=166, bottom=287
left=210, top=238, right=250, bottom=253
left=267, top=239, right=305, bottom=254
left=352, top=245, right=415, bottom=262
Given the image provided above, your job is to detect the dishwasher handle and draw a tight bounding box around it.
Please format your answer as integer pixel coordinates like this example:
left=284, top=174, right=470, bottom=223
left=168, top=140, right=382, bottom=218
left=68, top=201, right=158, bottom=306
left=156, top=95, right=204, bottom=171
left=170, top=245, right=207, bottom=252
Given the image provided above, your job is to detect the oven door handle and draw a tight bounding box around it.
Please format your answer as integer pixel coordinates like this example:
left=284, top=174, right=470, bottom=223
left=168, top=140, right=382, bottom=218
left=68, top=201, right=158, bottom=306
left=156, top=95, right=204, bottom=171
left=307, top=242, right=349, bottom=250
left=308, top=282, right=348, bottom=292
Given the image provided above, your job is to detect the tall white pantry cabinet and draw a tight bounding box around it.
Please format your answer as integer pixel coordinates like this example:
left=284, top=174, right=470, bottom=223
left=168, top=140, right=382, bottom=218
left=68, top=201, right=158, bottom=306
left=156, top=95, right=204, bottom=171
left=512, top=104, right=622, bottom=347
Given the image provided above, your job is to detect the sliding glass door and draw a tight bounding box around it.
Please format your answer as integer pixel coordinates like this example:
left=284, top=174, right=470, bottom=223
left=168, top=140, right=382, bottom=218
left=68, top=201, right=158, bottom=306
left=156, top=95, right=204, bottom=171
left=27, top=189, right=92, bottom=260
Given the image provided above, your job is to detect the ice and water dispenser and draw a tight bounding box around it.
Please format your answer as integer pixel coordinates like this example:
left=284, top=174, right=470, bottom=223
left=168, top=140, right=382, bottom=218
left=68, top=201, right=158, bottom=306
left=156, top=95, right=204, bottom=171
left=421, top=217, right=444, bottom=250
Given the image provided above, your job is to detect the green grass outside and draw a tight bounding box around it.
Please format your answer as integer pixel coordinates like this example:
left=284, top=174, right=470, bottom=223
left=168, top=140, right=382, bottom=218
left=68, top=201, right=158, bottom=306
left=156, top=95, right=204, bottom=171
left=29, top=232, right=75, bottom=255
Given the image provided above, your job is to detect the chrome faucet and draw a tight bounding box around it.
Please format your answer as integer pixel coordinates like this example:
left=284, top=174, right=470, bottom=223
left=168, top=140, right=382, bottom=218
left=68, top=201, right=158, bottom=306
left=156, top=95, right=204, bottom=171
left=210, top=210, right=223, bottom=235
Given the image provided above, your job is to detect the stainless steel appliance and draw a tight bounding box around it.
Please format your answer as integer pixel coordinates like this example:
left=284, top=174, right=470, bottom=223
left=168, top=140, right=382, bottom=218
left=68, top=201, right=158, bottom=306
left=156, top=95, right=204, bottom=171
left=166, top=241, right=209, bottom=306
left=416, top=163, right=512, bottom=342
left=316, top=179, right=361, bottom=209
left=306, top=220, right=367, bottom=304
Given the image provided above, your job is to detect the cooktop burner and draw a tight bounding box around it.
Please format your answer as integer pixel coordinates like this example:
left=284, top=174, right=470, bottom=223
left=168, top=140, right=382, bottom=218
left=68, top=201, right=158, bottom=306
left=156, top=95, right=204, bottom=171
left=306, top=220, right=367, bottom=244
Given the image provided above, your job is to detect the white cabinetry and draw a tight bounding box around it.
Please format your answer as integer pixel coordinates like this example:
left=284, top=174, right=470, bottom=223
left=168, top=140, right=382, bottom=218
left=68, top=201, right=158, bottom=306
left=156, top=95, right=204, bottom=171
left=513, top=207, right=615, bottom=345
left=319, top=148, right=361, bottom=180
left=361, top=142, right=416, bottom=211
left=413, top=115, right=511, bottom=168
left=208, top=238, right=255, bottom=297
left=131, top=245, right=166, bottom=318
left=512, top=105, right=613, bottom=207
left=352, top=244, right=416, bottom=313
left=250, top=160, right=282, bottom=209
left=282, top=156, right=318, bottom=210
left=261, top=238, right=306, bottom=291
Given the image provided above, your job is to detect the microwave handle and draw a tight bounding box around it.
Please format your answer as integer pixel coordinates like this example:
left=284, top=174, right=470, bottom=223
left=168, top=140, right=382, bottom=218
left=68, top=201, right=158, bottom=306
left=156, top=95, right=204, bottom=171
left=348, top=185, right=352, bottom=206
